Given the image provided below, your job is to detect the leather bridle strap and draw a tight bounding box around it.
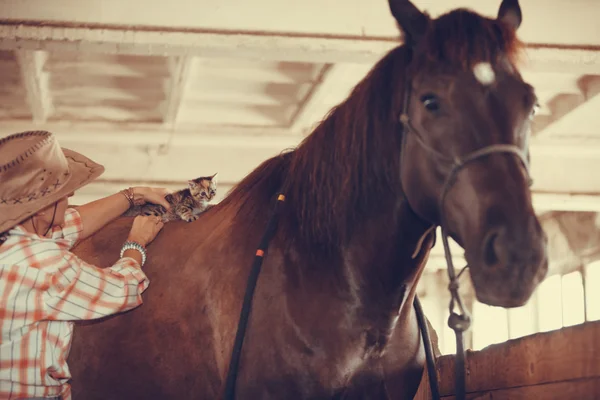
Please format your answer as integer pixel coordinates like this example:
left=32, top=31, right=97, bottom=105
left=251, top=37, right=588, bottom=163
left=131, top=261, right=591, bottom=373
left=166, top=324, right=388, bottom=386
left=223, top=194, right=286, bottom=400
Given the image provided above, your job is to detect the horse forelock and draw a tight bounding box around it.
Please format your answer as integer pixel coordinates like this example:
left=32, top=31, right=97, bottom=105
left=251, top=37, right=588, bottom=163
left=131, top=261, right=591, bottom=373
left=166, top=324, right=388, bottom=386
left=415, top=8, right=525, bottom=72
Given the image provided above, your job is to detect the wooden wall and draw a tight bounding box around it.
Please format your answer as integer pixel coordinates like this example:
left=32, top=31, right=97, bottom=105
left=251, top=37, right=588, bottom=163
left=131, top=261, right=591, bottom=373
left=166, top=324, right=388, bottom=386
left=414, top=320, right=600, bottom=399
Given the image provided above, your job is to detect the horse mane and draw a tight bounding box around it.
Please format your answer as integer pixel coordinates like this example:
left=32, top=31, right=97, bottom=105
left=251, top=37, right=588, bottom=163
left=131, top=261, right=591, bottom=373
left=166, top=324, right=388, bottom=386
left=217, top=7, right=524, bottom=253
left=217, top=48, right=409, bottom=254
left=281, top=50, right=408, bottom=252
left=416, top=8, right=525, bottom=70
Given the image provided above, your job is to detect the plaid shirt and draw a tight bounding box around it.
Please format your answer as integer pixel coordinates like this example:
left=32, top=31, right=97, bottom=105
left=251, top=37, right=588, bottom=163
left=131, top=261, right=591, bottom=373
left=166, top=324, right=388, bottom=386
left=0, top=208, right=149, bottom=400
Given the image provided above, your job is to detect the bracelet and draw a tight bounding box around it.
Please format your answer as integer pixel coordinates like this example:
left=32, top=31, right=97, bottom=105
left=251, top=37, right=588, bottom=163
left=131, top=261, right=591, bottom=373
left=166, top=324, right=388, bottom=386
left=120, top=187, right=145, bottom=208
left=120, top=241, right=147, bottom=267
left=120, top=187, right=135, bottom=208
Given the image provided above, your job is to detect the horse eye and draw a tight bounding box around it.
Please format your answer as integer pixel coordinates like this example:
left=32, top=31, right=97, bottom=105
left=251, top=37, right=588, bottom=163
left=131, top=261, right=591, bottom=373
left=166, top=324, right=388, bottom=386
left=420, top=94, right=440, bottom=112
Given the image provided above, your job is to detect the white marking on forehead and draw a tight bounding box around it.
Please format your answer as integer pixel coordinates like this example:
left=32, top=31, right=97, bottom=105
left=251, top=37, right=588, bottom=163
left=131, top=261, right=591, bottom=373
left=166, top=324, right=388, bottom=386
left=473, top=62, right=495, bottom=86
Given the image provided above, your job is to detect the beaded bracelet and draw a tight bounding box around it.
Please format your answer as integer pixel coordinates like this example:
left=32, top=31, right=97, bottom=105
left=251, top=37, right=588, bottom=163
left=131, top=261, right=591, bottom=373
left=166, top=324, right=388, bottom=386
left=120, top=240, right=147, bottom=267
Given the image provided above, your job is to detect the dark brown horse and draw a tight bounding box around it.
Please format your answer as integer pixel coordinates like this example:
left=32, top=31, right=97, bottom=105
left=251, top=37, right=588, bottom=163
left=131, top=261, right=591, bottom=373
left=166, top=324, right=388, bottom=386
left=68, top=0, right=548, bottom=398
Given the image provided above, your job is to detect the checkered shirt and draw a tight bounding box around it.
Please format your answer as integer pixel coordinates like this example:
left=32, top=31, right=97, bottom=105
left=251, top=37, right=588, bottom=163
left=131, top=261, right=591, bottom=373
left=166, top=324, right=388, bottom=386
left=0, top=208, right=149, bottom=399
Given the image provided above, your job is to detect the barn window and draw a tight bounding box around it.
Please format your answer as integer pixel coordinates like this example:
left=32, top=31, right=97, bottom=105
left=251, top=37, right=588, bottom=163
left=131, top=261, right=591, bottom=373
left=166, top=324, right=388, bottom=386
left=585, top=260, right=600, bottom=321
left=421, top=259, right=600, bottom=356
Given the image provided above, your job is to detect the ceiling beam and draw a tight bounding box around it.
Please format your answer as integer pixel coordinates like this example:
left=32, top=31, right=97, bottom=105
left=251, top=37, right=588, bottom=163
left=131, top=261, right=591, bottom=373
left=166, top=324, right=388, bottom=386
left=3, top=119, right=600, bottom=155
left=1, top=23, right=599, bottom=72
left=15, top=50, right=52, bottom=123
left=0, top=23, right=395, bottom=64
left=532, top=192, right=600, bottom=213
left=71, top=173, right=600, bottom=214
left=162, top=55, right=194, bottom=127
left=533, top=76, right=600, bottom=139
left=4, top=119, right=600, bottom=157
left=289, top=63, right=374, bottom=134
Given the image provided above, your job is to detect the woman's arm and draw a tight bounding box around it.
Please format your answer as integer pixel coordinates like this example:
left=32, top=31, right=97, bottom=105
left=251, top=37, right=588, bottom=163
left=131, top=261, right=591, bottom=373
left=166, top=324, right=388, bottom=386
left=76, top=186, right=171, bottom=240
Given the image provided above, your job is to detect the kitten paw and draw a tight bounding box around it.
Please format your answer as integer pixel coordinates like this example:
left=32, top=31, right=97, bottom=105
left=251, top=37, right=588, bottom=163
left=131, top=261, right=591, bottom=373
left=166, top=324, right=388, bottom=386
left=184, top=214, right=199, bottom=222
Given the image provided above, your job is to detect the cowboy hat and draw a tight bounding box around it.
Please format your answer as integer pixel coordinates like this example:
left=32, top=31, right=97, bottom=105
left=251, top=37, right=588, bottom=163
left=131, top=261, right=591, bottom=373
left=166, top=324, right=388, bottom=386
left=0, top=131, right=104, bottom=233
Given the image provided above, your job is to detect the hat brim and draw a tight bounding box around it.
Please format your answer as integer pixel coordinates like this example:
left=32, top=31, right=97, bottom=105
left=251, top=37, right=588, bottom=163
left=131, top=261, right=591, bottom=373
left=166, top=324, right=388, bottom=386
left=0, top=148, right=104, bottom=233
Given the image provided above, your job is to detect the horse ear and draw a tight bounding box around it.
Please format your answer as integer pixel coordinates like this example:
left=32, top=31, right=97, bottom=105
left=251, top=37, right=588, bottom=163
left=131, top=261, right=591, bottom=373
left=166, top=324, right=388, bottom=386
left=497, top=0, right=522, bottom=31
left=388, top=0, right=428, bottom=46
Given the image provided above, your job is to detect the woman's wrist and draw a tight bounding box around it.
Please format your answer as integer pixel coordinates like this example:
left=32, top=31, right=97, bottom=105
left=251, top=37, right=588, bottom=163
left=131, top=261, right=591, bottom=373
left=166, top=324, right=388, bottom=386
left=122, top=249, right=144, bottom=267
left=131, top=187, right=146, bottom=206
left=120, top=240, right=147, bottom=266
left=126, top=234, right=148, bottom=247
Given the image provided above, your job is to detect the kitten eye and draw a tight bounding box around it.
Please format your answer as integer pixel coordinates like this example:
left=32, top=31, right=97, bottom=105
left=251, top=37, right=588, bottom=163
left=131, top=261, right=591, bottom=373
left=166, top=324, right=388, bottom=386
left=530, top=103, right=540, bottom=119
left=420, top=94, right=440, bottom=112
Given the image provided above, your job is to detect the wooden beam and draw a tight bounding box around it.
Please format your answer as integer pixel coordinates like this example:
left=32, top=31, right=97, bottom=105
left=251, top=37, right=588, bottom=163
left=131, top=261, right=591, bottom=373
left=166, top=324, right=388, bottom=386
left=162, top=55, right=194, bottom=127
left=72, top=179, right=236, bottom=206
left=0, top=121, right=300, bottom=146
left=14, top=50, right=52, bottom=122
left=532, top=192, right=600, bottom=212
left=0, top=23, right=397, bottom=64
left=436, top=321, right=600, bottom=397
left=440, top=377, right=600, bottom=400
left=534, top=76, right=600, bottom=139
left=288, top=63, right=374, bottom=133
left=520, top=45, right=600, bottom=76
left=1, top=23, right=599, bottom=71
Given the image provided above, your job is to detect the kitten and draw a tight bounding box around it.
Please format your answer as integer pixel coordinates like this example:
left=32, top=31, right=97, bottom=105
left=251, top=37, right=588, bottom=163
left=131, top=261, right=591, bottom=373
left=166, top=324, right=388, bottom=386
left=123, top=174, right=217, bottom=222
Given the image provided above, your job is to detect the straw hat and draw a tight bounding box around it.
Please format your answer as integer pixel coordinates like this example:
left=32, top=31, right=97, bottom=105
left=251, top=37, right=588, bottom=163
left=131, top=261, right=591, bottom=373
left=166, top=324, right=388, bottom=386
left=0, top=131, right=105, bottom=232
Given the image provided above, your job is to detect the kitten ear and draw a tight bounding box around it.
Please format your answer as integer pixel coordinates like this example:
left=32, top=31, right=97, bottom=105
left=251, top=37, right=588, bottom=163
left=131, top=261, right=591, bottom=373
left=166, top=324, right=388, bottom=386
left=188, top=180, right=197, bottom=188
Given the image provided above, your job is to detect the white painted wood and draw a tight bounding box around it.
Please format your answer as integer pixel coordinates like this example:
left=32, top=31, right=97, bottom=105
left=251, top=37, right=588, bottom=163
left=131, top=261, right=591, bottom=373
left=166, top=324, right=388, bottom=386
left=1, top=0, right=599, bottom=46
left=1, top=24, right=598, bottom=72
left=15, top=50, right=52, bottom=122
left=534, top=77, right=600, bottom=139
left=162, top=55, right=194, bottom=126
left=289, top=63, right=375, bottom=133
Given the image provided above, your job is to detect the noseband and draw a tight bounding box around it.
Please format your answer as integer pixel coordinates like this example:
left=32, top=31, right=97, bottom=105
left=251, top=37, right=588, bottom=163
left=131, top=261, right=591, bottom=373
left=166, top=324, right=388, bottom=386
left=399, top=73, right=532, bottom=400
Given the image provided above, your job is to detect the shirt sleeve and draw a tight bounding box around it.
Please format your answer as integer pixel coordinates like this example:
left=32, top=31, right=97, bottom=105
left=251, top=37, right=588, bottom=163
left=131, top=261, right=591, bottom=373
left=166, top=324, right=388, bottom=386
left=50, top=207, right=84, bottom=248
left=42, top=252, right=150, bottom=321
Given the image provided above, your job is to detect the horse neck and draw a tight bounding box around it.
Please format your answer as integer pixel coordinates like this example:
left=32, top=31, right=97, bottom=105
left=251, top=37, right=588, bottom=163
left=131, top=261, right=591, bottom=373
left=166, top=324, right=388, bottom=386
left=281, top=46, right=432, bottom=322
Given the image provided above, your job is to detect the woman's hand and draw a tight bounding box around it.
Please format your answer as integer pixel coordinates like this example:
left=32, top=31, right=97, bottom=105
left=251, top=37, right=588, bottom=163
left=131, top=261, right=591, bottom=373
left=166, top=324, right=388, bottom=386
left=133, top=187, right=172, bottom=210
left=127, top=215, right=164, bottom=247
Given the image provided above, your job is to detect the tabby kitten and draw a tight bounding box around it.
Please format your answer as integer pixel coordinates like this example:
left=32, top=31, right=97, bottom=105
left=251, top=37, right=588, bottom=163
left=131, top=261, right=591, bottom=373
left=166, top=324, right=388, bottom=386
left=123, top=174, right=217, bottom=222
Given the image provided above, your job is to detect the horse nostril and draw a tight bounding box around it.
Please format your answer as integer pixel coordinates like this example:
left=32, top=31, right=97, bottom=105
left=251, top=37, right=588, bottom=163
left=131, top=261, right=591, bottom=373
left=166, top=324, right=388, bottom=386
left=483, top=230, right=500, bottom=267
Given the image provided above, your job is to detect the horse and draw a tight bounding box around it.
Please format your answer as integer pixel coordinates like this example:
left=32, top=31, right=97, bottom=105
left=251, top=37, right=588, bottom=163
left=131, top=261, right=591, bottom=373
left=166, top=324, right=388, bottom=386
left=68, top=0, right=548, bottom=398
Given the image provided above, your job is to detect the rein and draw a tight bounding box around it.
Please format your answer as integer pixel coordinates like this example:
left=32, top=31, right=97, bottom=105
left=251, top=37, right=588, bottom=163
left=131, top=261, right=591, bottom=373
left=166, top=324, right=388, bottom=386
left=223, top=193, right=286, bottom=400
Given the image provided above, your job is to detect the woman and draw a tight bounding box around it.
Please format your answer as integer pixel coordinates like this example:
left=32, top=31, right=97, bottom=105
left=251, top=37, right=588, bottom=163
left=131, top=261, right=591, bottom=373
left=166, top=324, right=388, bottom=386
left=0, top=131, right=171, bottom=400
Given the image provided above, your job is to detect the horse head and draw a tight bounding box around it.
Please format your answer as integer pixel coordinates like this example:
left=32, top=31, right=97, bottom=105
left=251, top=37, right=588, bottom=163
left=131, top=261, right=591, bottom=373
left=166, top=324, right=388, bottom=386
left=390, top=0, right=548, bottom=308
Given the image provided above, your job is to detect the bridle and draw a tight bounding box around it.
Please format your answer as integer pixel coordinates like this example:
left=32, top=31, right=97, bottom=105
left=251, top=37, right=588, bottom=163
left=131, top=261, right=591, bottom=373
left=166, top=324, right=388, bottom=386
left=222, top=64, right=533, bottom=400
left=398, top=66, right=532, bottom=400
